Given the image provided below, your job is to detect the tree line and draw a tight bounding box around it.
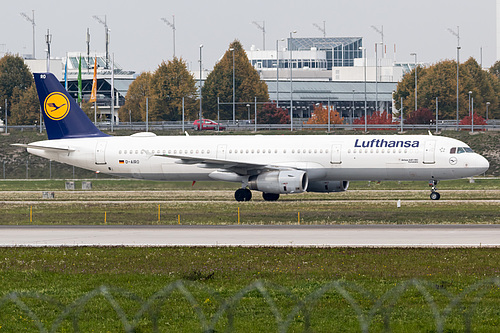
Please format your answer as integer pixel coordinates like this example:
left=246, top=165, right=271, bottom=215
left=1, top=48, right=499, bottom=126
left=394, top=57, right=500, bottom=121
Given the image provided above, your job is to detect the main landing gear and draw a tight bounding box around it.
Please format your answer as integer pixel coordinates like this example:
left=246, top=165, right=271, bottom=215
left=234, top=189, right=281, bottom=202
left=235, top=188, right=252, bottom=202
left=429, top=180, right=441, bottom=200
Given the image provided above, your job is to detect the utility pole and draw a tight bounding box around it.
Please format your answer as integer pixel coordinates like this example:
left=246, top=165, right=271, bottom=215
left=161, top=15, right=176, bottom=58
left=448, top=26, right=460, bottom=131
left=313, top=21, right=326, bottom=37
left=45, top=29, right=52, bottom=72
left=371, top=25, right=384, bottom=55
left=20, top=10, right=35, bottom=59
left=93, top=15, right=110, bottom=69
left=252, top=21, right=265, bottom=50
left=86, top=28, right=91, bottom=72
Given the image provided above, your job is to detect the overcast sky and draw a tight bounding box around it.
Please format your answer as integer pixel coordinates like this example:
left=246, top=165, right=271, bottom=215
left=1, top=0, right=497, bottom=74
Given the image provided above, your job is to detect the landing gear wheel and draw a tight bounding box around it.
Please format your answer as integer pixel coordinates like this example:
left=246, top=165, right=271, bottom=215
left=430, top=192, right=441, bottom=200
left=429, top=180, right=440, bottom=200
left=262, top=192, right=280, bottom=201
left=235, top=188, right=252, bottom=202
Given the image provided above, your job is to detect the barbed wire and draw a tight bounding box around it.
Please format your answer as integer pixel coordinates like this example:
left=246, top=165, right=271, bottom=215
left=1, top=278, right=500, bottom=332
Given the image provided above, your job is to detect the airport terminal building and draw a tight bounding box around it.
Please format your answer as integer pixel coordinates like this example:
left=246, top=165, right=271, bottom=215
left=244, top=37, right=413, bottom=120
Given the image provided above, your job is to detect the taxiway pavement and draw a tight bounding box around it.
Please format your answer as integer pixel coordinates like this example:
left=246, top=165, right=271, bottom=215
left=1, top=225, right=500, bottom=247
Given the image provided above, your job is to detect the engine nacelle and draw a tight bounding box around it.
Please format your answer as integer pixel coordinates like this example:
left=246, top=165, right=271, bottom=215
left=249, top=170, right=308, bottom=194
left=307, top=180, right=349, bottom=193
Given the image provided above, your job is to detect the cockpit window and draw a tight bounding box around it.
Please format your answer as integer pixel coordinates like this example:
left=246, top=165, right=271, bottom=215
left=451, top=147, right=474, bottom=154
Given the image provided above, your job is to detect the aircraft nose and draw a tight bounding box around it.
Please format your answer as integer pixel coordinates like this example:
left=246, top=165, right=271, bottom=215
left=475, top=154, right=490, bottom=174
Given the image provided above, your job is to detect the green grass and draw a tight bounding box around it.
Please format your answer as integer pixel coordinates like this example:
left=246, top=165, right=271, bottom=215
left=0, top=178, right=498, bottom=330
left=1, top=247, right=500, bottom=332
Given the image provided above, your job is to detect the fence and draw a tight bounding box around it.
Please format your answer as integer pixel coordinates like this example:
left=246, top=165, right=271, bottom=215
left=2, top=278, right=500, bottom=332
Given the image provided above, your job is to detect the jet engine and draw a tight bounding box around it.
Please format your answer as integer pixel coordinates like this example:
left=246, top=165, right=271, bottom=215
left=248, top=170, right=308, bottom=194
left=307, top=180, right=349, bottom=193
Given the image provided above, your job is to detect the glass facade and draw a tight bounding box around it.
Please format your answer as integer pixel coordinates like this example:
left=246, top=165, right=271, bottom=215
left=288, top=37, right=363, bottom=69
left=251, top=58, right=328, bottom=69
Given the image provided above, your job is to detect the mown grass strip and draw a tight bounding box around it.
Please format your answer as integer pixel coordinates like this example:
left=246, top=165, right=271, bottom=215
left=1, top=247, right=500, bottom=331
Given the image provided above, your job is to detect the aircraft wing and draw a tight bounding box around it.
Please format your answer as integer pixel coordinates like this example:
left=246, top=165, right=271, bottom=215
left=156, top=153, right=287, bottom=175
left=12, top=143, right=75, bottom=153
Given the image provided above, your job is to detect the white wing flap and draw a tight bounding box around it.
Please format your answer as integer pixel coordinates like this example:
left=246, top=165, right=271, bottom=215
left=156, top=153, right=285, bottom=175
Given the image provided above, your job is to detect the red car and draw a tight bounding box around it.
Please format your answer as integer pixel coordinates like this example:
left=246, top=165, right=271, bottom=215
left=193, top=119, right=226, bottom=130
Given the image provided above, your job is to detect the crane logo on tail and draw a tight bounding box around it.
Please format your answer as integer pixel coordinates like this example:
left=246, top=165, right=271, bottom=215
left=44, top=92, right=70, bottom=121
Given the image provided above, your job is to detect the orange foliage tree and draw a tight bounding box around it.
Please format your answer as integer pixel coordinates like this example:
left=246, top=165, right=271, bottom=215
left=353, top=111, right=393, bottom=130
left=306, top=103, right=344, bottom=125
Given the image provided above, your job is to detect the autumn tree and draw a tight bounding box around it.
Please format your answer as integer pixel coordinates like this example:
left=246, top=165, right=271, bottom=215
left=257, top=102, right=290, bottom=124
left=120, top=71, right=152, bottom=122
left=202, top=40, right=269, bottom=120
left=353, top=111, right=393, bottom=129
left=459, top=114, right=488, bottom=127
left=81, top=99, right=101, bottom=121
left=149, top=57, right=198, bottom=121
left=394, top=58, right=500, bottom=120
left=306, top=103, right=344, bottom=126
left=489, top=60, right=500, bottom=79
left=0, top=54, right=36, bottom=123
left=9, top=85, right=39, bottom=125
left=404, top=108, right=434, bottom=124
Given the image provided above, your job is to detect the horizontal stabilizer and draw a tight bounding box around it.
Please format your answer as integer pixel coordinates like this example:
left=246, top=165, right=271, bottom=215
left=12, top=143, right=75, bottom=152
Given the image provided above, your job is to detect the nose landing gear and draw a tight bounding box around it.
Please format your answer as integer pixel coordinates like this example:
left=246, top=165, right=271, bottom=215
left=429, top=180, right=440, bottom=200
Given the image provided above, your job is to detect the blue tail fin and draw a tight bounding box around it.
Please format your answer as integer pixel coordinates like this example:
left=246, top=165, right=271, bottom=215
left=34, top=73, right=108, bottom=140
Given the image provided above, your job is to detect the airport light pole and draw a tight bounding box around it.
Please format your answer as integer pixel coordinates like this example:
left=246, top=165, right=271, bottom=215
left=20, top=10, right=35, bottom=59
left=313, top=21, right=326, bottom=37
left=468, top=91, right=472, bottom=117
left=351, top=89, right=355, bottom=125
left=486, top=102, right=490, bottom=122
left=45, top=29, right=52, bottom=72
left=289, top=30, right=297, bottom=131
left=246, top=104, right=250, bottom=122
left=160, top=15, right=176, bottom=58
left=199, top=44, right=203, bottom=124
left=448, top=26, right=460, bottom=131
left=375, top=42, right=382, bottom=111
left=252, top=21, right=266, bottom=50
left=471, top=97, right=474, bottom=133
left=93, top=15, right=110, bottom=69
left=229, top=48, right=235, bottom=124
left=276, top=39, right=285, bottom=109
left=410, top=52, right=417, bottom=111
left=435, top=97, right=439, bottom=133
left=359, top=47, right=367, bottom=132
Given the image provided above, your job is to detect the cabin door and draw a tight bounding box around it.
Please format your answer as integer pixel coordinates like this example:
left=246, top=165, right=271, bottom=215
left=95, top=141, right=107, bottom=165
left=217, top=144, right=227, bottom=160
left=423, top=140, right=436, bottom=164
left=330, top=144, right=342, bottom=164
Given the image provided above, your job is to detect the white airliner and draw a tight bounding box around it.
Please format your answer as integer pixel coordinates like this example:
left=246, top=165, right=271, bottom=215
left=17, top=73, right=490, bottom=201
